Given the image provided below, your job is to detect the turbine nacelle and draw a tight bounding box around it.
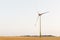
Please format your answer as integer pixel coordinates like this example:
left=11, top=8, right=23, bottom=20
left=38, top=13, right=45, bottom=16
left=38, top=11, right=48, bottom=16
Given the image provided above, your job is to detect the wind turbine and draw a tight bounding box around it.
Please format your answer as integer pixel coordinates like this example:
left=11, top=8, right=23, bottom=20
left=35, top=11, right=48, bottom=37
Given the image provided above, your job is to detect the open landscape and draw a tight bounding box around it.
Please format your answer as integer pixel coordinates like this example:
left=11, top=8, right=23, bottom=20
left=0, top=36, right=60, bottom=40
left=0, top=0, right=60, bottom=40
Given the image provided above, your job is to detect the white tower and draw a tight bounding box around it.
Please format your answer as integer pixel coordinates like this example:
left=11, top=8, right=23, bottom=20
left=37, top=11, right=48, bottom=37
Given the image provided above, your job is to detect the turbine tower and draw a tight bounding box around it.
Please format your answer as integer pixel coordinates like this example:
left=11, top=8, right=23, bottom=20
left=37, top=11, right=48, bottom=37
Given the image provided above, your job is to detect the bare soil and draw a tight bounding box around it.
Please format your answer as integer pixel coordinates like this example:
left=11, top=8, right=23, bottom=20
left=0, top=36, right=59, bottom=40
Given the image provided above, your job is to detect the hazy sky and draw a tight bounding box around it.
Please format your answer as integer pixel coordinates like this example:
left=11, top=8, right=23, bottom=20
left=0, top=0, right=60, bottom=36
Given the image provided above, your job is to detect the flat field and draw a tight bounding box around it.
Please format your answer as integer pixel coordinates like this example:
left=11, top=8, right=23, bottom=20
left=0, top=36, right=60, bottom=40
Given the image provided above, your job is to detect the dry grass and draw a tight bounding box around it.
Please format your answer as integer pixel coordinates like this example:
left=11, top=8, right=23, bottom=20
left=0, top=36, right=60, bottom=40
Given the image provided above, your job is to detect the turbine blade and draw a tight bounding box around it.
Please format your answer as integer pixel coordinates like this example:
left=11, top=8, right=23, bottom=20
left=34, top=15, right=39, bottom=27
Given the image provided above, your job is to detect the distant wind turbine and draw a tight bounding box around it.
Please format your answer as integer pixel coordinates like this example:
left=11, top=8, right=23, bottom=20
left=35, top=11, right=48, bottom=37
